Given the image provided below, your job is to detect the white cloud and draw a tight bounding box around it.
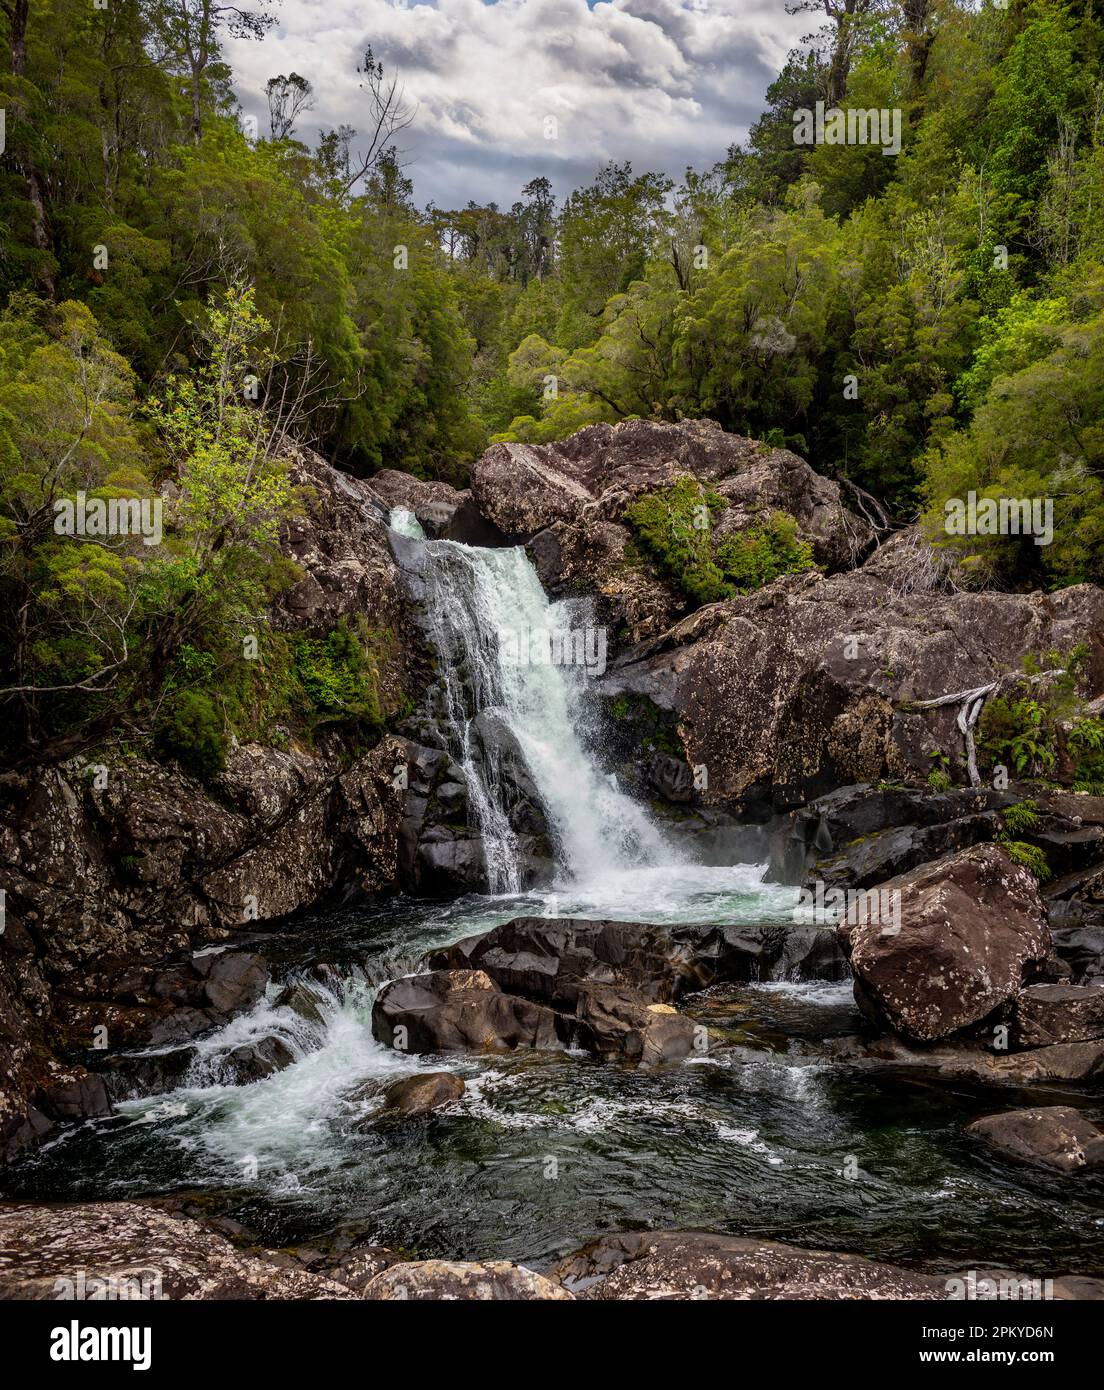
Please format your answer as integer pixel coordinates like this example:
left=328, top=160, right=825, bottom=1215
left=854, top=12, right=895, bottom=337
left=224, top=0, right=808, bottom=206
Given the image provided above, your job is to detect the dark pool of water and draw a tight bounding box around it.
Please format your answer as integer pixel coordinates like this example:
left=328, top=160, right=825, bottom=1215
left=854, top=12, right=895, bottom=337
left=4, top=895, right=1104, bottom=1279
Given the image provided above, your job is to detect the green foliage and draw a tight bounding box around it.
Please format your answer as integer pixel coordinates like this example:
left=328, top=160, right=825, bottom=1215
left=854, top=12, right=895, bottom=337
left=292, top=620, right=384, bottom=732
left=625, top=477, right=730, bottom=606
left=155, top=690, right=228, bottom=779
left=927, top=750, right=953, bottom=791
left=1069, top=716, right=1104, bottom=793
left=626, top=478, right=815, bottom=608
left=998, top=838, right=1052, bottom=882
left=1001, top=798, right=1040, bottom=835
left=715, top=512, right=816, bottom=594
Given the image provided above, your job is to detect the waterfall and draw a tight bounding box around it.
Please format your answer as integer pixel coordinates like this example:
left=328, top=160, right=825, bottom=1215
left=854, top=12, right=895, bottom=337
left=389, top=508, right=674, bottom=892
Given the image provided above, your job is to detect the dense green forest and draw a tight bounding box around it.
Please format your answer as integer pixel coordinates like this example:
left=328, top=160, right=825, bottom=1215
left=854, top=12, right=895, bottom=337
left=1, top=0, right=1102, bottom=767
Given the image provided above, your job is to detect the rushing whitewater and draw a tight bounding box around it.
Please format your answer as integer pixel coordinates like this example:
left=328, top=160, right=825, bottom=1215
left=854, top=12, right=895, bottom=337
left=390, top=507, right=673, bottom=893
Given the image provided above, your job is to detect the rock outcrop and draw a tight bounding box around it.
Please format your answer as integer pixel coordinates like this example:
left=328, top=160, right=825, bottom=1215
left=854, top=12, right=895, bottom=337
left=472, top=418, right=876, bottom=643
left=601, top=574, right=1104, bottom=814
left=0, top=443, right=425, bottom=1163
left=840, top=845, right=1052, bottom=1042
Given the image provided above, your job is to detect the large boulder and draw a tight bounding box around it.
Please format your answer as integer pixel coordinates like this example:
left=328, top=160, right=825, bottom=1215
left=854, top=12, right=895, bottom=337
left=553, top=1231, right=956, bottom=1300
left=371, top=969, right=566, bottom=1054
left=841, top=844, right=1052, bottom=1042
left=429, top=916, right=849, bottom=1007
left=965, top=1107, right=1104, bottom=1174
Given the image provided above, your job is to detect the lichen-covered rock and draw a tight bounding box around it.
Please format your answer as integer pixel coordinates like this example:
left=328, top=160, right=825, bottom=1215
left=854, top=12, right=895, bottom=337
left=470, top=419, right=875, bottom=643
left=1011, top=984, right=1104, bottom=1048
left=362, top=1258, right=573, bottom=1300
left=841, top=844, right=1052, bottom=1042
left=554, top=1231, right=955, bottom=1300
left=0, top=1202, right=358, bottom=1300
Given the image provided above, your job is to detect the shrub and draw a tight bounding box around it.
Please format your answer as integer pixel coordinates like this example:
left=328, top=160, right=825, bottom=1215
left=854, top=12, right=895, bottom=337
left=292, top=619, right=383, bottom=730
left=715, top=510, right=815, bottom=594
left=625, top=478, right=814, bottom=608
left=154, top=689, right=228, bottom=778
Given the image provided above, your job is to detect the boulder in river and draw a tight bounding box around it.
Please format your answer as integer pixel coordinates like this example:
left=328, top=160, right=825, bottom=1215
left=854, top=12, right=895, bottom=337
left=372, top=969, right=566, bottom=1054
left=428, top=916, right=707, bottom=1005
left=965, top=1107, right=1104, bottom=1174
left=841, top=844, right=1052, bottom=1042
left=570, top=986, right=698, bottom=1067
left=378, top=1071, right=465, bottom=1118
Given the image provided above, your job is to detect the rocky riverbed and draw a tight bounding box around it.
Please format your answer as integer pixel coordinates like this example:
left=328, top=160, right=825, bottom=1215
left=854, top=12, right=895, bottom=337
left=3, top=420, right=1104, bottom=1299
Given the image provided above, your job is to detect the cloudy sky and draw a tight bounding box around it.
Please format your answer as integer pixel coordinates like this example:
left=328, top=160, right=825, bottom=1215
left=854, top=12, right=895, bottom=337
left=224, top=0, right=809, bottom=209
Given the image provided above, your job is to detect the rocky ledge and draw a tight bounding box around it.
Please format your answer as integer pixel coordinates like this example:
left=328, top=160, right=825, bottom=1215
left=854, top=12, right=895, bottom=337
left=2, top=1203, right=1099, bottom=1302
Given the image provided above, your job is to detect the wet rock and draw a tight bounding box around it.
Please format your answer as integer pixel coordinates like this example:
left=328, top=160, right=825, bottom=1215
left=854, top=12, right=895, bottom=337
left=372, top=969, right=566, bottom=1055
left=680, top=921, right=851, bottom=984
left=840, top=844, right=1052, bottom=1042
left=429, top=917, right=701, bottom=1005
left=379, top=1071, right=465, bottom=1118
left=363, top=1258, right=573, bottom=1300
left=828, top=1033, right=1104, bottom=1083
left=0, top=1201, right=357, bottom=1300
left=1049, top=922, right=1104, bottom=984
left=965, top=1107, right=1104, bottom=1174
left=413, top=830, right=487, bottom=896
left=648, top=752, right=695, bottom=802
left=194, top=951, right=269, bottom=1015
left=36, top=1066, right=112, bottom=1123
left=571, top=986, right=697, bottom=1067
left=223, top=1036, right=296, bottom=1084
left=1011, top=984, right=1104, bottom=1048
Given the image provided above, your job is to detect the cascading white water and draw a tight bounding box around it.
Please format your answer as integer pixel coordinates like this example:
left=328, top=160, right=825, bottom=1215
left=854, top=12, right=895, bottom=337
left=390, top=507, right=674, bottom=892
